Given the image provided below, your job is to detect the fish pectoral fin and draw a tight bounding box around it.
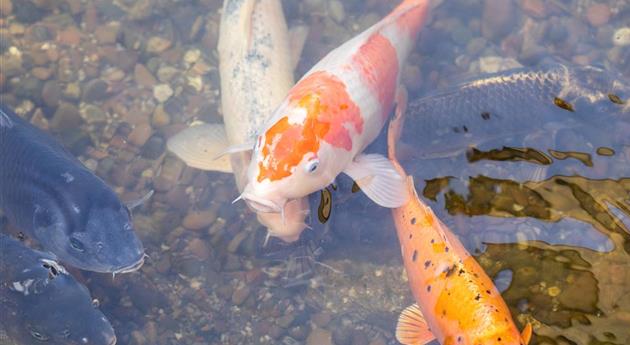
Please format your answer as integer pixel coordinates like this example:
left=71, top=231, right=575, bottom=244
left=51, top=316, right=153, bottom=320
left=166, top=123, right=233, bottom=173
left=521, top=323, right=533, bottom=344
left=343, top=153, right=409, bottom=208
left=396, top=304, right=436, bottom=345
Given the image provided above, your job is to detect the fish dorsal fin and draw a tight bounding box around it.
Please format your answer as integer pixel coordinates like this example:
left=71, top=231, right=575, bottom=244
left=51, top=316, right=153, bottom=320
left=166, top=123, right=233, bottom=173
left=0, top=108, right=14, bottom=128
left=396, top=304, right=435, bottom=345
left=521, top=323, right=533, bottom=344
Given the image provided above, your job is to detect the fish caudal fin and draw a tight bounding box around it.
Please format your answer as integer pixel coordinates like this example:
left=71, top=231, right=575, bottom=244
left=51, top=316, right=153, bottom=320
left=396, top=304, right=435, bottom=345
left=166, top=123, right=233, bottom=173
left=521, top=323, right=533, bottom=344
left=343, top=153, right=409, bottom=208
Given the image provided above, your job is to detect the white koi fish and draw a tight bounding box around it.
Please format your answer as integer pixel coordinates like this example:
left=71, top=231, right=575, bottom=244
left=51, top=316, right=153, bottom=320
left=236, top=0, right=431, bottom=215
left=168, top=0, right=310, bottom=242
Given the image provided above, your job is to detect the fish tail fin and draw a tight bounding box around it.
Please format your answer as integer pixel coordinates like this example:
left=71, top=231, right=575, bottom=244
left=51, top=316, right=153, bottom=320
left=385, top=0, right=431, bottom=40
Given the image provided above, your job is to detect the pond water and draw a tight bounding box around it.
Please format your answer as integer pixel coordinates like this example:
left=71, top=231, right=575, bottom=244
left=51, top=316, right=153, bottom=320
left=0, top=0, right=629, bottom=344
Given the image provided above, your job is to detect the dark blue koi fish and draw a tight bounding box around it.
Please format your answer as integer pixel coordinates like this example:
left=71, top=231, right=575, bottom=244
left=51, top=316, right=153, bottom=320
left=0, top=104, right=144, bottom=273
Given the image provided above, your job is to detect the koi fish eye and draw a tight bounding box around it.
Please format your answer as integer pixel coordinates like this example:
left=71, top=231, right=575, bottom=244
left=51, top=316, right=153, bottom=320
left=70, top=237, right=86, bottom=253
left=304, top=158, right=319, bottom=174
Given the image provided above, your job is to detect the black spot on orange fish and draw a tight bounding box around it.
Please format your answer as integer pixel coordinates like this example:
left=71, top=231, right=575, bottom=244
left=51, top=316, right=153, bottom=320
left=445, top=246, right=449, bottom=252
left=553, top=97, right=574, bottom=112
left=431, top=239, right=435, bottom=244
left=410, top=217, right=416, bottom=225
left=427, top=285, right=431, bottom=292
left=412, top=250, right=417, bottom=262
left=424, top=260, right=431, bottom=269
left=475, top=294, right=481, bottom=301
left=444, top=264, right=456, bottom=277
left=408, top=234, right=412, bottom=239
left=486, top=290, right=491, bottom=294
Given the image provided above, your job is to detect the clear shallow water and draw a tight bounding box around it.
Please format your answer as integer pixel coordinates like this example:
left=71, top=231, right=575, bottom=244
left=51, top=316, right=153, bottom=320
left=1, top=0, right=629, bottom=344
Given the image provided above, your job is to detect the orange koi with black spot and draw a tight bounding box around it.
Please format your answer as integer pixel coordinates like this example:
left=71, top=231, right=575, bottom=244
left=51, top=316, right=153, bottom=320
left=237, top=0, right=432, bottom=214
left=387, top=96, right=533, bottom=345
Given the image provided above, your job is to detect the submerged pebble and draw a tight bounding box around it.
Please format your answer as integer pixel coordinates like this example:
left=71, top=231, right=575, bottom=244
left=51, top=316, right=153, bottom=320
left=613, top=27, right=630, bottom=46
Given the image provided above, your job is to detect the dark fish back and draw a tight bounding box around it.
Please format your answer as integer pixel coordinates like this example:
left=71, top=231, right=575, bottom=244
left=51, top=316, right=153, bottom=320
left=406, top=64, right=629, bottom=157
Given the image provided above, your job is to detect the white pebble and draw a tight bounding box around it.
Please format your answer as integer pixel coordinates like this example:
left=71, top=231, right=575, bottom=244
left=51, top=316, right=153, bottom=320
left=328, top=0, right=345, bottom=23
left=153, top=84, right=173, bottom=103
left=612, top=27, right=630, bottom=46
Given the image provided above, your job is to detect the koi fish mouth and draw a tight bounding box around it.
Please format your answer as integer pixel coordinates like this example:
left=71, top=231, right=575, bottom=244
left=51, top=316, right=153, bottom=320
left=113, top=253, right=146, bottom=275
left=241, top=193, right=284, bottom=214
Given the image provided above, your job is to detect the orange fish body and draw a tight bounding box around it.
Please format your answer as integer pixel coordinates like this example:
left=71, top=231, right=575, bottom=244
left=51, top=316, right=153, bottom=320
left=240, top=0, right=432, bottom=214
left=388, top=95, right=532, bottom=345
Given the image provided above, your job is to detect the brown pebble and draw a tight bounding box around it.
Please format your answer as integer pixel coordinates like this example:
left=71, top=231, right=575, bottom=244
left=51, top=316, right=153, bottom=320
left=520, top=0, right=547, bottom=19
left=51, top=102, right=83, bottom=131
left=306, top=328, right=333, bottom=345
left=482, top=0, right=516, bottom=40
left=41, top=80, right=62, bottom=108
left=0, top=0, right=12, bottom=16
left=182, top=209, right=217, bottom=230
left=95, top=22, right=120, bottom=44
left=586, top=4, right=611, bottom=27
left=231, top=285, right=251, bottom=306
left=185, top=238, right=211, bottom=261
left=152, top=105, right=170, bottom=127
left=312, top=312, right=332, bottom=328
left=134, top=63, right=158, bottom=87
left=31, top=67, right=53, bottom=80
left=128, top=123, right=153, bottom=146
left=57, top=26, right=82, bottom=45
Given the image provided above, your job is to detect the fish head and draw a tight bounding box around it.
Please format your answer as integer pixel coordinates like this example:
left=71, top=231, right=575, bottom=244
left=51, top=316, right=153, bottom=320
left=6, top=256, right=116, bottom=345
left=33, top=190, right=145, bottom=274
left=243, top=74, right=362, bottom=215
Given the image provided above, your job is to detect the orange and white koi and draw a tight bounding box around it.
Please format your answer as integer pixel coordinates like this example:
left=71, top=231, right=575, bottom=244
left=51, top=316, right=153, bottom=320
left=236, top=0, right=431, bottom=214
left=387, top=95, right=533, bottom=345
left=167, top=0, right=310, bottom=242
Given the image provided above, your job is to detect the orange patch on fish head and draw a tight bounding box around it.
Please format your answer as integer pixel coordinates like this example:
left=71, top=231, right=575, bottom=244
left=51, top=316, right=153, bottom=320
left=256, top=71, right=362, bottom=183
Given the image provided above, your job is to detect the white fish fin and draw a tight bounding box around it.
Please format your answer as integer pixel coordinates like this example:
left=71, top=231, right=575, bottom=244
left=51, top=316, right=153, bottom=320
left=0, top=108, right=13, bottom=128
left=396, top=304, right=435, bottom=345
left=343, top=153, right=409, bottom=208
left=288, top=24, right=309, bottom=70
left=166, top=123, right=233, bottom=173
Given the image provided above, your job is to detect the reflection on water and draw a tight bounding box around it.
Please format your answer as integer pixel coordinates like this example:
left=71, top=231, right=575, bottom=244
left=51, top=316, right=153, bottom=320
left=0, top=0, right=629, bottom=344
